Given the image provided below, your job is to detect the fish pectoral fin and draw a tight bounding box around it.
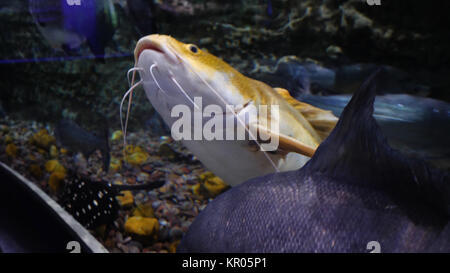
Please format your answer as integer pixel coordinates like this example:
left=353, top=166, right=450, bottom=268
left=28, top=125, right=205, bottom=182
left=248, top=123, right=317, bottom=158
left=274, top=87, right=338, bottom=140
left=277, top=133, right=316, bottom=157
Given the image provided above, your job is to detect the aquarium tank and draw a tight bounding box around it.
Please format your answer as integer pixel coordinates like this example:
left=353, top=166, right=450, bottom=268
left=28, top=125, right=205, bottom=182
left=0, top=0, right=449, bottom=257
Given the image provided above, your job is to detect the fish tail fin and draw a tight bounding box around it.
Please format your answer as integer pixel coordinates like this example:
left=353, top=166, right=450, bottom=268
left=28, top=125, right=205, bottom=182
left=305, top=68, right=450, bottom=216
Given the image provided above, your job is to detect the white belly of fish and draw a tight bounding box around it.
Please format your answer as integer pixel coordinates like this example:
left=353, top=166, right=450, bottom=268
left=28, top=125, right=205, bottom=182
left=137, top=52, right=308, bottom=185
left=141, top=79, right=309, bottom=185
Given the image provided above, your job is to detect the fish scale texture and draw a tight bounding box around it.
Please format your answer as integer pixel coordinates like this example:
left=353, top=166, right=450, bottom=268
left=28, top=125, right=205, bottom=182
left=178, top=171, right=447, bottom=252
left=178, top=70, right=450, bottom=253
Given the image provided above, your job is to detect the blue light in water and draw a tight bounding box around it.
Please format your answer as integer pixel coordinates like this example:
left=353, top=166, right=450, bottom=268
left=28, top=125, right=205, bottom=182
left=0, top=53, right=132, bottom=64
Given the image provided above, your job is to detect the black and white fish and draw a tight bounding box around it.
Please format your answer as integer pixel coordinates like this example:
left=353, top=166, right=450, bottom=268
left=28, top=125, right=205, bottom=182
left=60, top=173, right=165, bottom=229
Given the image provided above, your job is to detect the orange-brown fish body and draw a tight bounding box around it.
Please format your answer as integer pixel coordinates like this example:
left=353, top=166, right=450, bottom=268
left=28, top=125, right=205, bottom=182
left=134, top=34, right=337, bottom=185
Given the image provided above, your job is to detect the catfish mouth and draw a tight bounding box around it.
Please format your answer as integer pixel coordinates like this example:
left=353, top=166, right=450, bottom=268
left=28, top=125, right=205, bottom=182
left=134, top=36, right=179, bottom=65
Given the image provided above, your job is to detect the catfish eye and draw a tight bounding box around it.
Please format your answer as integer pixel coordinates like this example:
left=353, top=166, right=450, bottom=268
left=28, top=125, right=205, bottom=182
left=189, top=45, right=199, bottom=53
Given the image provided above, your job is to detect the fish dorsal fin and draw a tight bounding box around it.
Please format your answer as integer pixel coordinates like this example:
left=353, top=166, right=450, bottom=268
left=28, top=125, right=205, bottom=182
left=274, top=87, right=338, bottom=140
left=304, top=69, right=450, bottom=216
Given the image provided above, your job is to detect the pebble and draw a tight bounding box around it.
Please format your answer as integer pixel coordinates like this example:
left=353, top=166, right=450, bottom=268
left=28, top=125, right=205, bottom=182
left=147, top=191, right=159, bottom=200
left=169, top=226, right=184, bottom=239
left=176, top=193, right=187, bottom=201
left=117, top=243, right=128, bottom=253
left=104, top=239, right=115, bottom=249
left=169, top=207, right=180, bottom=215
left=180, top=201, right=193, bottom=211
left=160, top=193, right=173, bottom=199
left=153, top=242, right=163, bottom=251
left=136, top=172, right=150, bottom=182
left=122, top=236, right=132, bottom=244
left=115, top=232, right=124, bottom=243
left=152, top=200, right=162, bottom=210
left=158, top=227, right=170, bottom=241
left=111, top=248, right=122, bottom=253
left=159, top=219, right=169, bottom=227
left=126, top=177, right=136, bottom=185
left=134, top=192, right=148, bottom=204
left=127, top=240, right=143, bottom=250
left=152, top=161, right=164, bottom=167
left=128, top=245, right=140, bottom=253
left=180, top=167, right=191, bottom=174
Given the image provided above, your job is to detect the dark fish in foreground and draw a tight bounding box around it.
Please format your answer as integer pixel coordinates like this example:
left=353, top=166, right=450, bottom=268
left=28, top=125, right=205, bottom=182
left=54, top=119, right=110, bottom=172
left=60, top=173, right=165, bottom=229
left=178, top=70, right=450, bottom=253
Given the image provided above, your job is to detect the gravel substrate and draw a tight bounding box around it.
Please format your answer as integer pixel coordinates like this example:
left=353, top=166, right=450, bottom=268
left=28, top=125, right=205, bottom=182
left=0, top=116, right=214, bottom=253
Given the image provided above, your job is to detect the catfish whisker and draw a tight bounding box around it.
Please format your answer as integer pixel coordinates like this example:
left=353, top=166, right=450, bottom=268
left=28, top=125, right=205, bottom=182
left=149, top=63, right=169, bottom=96
left=166, top=45, right=280, bottom=172
left=120, top=75, right=142, bottom=146
left=168, top=69, right=200, bottom=110
left=127, top=67, right=144, bottom=87
left=123, top=67, right=145, bottom=150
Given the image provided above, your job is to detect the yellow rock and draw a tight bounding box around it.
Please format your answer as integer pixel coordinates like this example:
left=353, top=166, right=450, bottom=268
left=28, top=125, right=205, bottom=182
left=0, top=125, right=9, bottom=133
left=111, top=130, right=123, bottom=141
left=192, top=183, right=202, bottom=196
left=125, top=152, right=149, bottom=166
left=125, top=144, right=136, bottom=154
left=195, top=171, right=230, bottom=198
left=116, top=190, right=134, bottom=207
left=158, top=142, right=177, bottom=160
left=169, top=240, right=180, bottom=253
left=124, top=145, right=149, bottom=166
left=5, top=143, right=17, bottom=158
left=109, top=157, right=122, bottom=171
left=45, top=160, right=66, bottom=174
left=30, top=129, right=55, bottom=149
left=4, top=135, right=13, bottom=144
left=125, top=145, right=147, bottom=154
left=29, top=164, right=42, bottom=179
left=48, top=171, right=66, bottom=192
left=132, top=203, right=154, bottom=218
left=199, top=171, right=214, bottom=181
left=49, top=145, right=58, bottom=158
left=204, top=176, right=229, bottom=197
left=124, top=216, right=159, bottom=237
